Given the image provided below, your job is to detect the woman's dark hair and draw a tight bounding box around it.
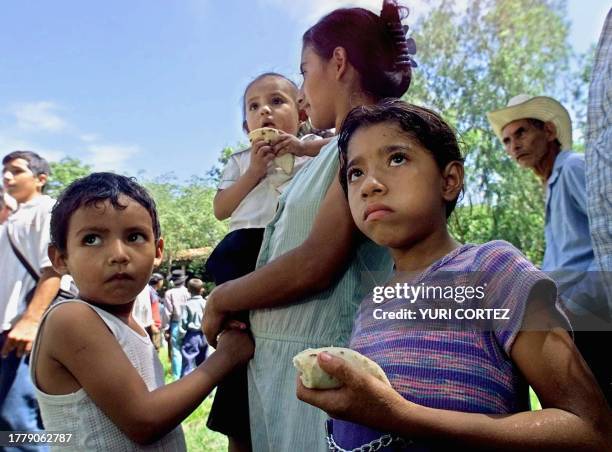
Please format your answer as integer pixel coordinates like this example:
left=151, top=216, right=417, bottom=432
left=241, top=72, right=299, bottom=132
left=338, top=99, right=464, bottom=218
left=302, top=0, right=415, bottom=100
left=50, top=172, right=161, bottom=253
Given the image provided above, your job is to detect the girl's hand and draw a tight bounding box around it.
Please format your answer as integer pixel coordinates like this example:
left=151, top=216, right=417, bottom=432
left=273, top=132, right=305, bottom=157
left=202, top=288, right=227, bottom=346
left=247, top=138, right=275, bottom=180
left=296, top=352, right=407, bottom=431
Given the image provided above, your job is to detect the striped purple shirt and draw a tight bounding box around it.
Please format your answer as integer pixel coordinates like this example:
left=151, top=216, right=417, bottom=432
left=329, top=241, right=561, bottom=450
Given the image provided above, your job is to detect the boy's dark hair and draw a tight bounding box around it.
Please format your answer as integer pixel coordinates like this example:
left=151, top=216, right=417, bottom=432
left=187, top=278, right=204, bottom=296
left=2, top=150, right=51, bottom=189
left=338, top=99, right=464, bottom=218
left=303, top=0, right=413, bottom=100
left=50, top=172, right=161, bottom=253
left=242, top=72, right=299, bottom=132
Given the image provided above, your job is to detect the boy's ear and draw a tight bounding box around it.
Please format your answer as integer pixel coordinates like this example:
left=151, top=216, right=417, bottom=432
left=154, top=238, right=164, bottom=267
left=441, top=161, right=464, bottom=203
left=36, top=173, right=48, bottom=192
left=48, top=244, right=69, bottom=275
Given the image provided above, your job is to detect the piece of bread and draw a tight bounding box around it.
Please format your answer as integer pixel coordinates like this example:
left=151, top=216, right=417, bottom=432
left=248, top=127, right=281, bottom=145
left=273, top=154, right=295, bottom=175
left=247, top=127, right=295, bottom=175
left=293, top=346, right=391, bottom=389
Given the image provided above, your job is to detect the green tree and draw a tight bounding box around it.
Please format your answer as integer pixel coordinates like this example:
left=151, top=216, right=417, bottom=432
left=206, top=145, right=246, bottom=186
left=144, top=175, right=228, bottom=265
left=47, top=157, right=92, bottom=198
left=408, top=0, right=587, bottom=264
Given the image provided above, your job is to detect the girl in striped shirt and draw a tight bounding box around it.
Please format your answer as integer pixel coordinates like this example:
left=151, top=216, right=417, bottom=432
left=297, top=100, right=611, bottom=451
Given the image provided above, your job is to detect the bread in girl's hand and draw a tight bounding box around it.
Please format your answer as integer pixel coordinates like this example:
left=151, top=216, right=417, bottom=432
left=247, top=127, right=295, bottom=175
left=293, top=346, right=391, bottom=389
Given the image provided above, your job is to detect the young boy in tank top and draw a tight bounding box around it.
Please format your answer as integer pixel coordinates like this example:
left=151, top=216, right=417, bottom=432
left=30, top=172, right=253, bottom=451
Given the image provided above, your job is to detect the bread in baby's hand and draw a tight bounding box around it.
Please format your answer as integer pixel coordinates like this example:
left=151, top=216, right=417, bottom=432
left=293, top=346, right=391, bottom=389
left=247, top=127, right=295, bottom=175
left=248, top=127, right=281, bottom=145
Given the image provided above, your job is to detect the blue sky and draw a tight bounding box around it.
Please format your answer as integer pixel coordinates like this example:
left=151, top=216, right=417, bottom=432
left=0, top=0, right=609, bottom=183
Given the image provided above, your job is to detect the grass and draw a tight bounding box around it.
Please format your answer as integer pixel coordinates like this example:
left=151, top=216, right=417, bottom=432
left=159, top=347, right=227, bottom=452
left=530, top=386, right=542, bottom=410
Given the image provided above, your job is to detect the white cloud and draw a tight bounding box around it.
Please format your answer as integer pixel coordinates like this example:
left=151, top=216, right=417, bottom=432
left=1, top=102, right=142, bottom=171
left=86, top=144, right=141, bottom=172
left=12, top=101, right=68, bottom=133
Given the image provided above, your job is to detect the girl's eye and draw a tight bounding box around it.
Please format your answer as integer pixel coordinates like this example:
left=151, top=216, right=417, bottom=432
left=128, top=232, right=146, bottom=243
left=272, top=97, right=285, bottom=105
left=389, top=153, right=407, bottom=166
left=249, top=103, right=258, bottom=111
left=347, top=168, right=363, bottom=183
left=83, top=234, right=101, bottom=246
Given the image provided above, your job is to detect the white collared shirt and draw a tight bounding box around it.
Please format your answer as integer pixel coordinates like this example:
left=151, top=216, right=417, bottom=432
left=0, top=194, right=55, bottom=331
left=219, top=136, right=316, bottom=232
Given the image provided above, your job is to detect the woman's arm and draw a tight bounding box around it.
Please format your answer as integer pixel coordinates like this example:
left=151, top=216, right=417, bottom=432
left=43, top=303, right=253, bottom=445
left=204, top=177, right=357, bottom=344
left=297, top=287, right=612, bottom=450
left=213, top=140, right=275, bottom=220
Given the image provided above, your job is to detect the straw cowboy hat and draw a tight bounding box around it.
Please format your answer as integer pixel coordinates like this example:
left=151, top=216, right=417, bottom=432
left=487, top=94, right=572, bottom=150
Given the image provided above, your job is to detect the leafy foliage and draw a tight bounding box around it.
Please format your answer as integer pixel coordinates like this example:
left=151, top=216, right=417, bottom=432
left=47, top=157, right=92, bottom=199
left=143, top=175, right=228, bottom=262
left=407, top=0, right=590, bottom=264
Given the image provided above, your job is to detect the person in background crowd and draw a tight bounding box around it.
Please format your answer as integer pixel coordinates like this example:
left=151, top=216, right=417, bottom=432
left=179, top=278, right=208, bottom=376
left=1, top=150, right=61, bottom=451
left=487, top=94, right=611, bottom=404
left=132, top=285, right=154, bottom=338
left=148, top=272, right=164, bottom=350
left=165, top=269, right=190, bottom=379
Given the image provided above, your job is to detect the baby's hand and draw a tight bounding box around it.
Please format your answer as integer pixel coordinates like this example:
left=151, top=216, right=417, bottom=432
left=247, top=138, right=275, bottom=180
left=216, top=328, right=254, bottom=367
left=273, top=133, right=305, bottom=157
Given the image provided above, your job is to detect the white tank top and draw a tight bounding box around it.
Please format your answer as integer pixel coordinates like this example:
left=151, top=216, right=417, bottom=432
left=30, top=299, right=186, bottom=451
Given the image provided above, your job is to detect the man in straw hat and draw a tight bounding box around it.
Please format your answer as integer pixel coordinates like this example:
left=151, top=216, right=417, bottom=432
left=488, top=95, right=611, bottom=404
